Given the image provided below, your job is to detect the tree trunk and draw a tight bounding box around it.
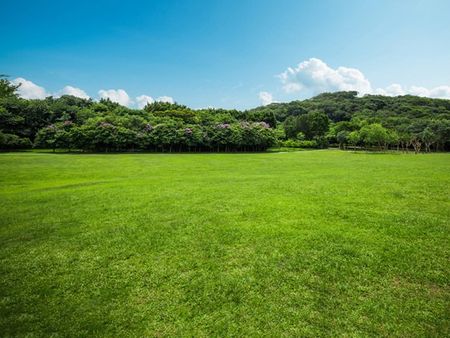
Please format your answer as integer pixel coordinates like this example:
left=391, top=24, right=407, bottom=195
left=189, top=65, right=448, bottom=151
left=412, top=140, right=421, bottom=154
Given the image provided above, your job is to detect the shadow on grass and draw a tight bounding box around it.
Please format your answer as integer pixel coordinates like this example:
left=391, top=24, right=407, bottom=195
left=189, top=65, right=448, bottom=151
left=20, top=149, right=277, bottom=156
left=2, top=148, right=440, bottom=156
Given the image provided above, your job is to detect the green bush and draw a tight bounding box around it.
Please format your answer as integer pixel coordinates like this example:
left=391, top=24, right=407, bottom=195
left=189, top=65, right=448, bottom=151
left=0, top=132, right=32, bottom=149
left=281, top=139, right=318, bottom=148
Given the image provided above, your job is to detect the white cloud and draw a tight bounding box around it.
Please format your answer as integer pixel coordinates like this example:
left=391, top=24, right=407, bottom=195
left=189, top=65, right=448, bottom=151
left=136, top=95, right=155, bottom=109
left=278, top=58, right=450, bottom=99
left=98, top=89, right=132, bottom=106
left=136, top=95, right=176, bottom=107
left=12, top=77, right=49, bottom=99
left=12, top=78, right=90, bottom=100
left=408, top=86, right=430, bottom=97
left=156, top=96, right=174, bottom=104
left=9, top=78, right=180, bottom=105
left=278, top=58, right=372, bottom=95
left=374, top=83, right=405, bottom=96
left=428, top=86, right=450, bottom=98
left=374, top=84, right=450, bottom=99
left=384, top=83, right=404, bottom=96
left=56, top=85, right=90, bottom=99
left=259, top=91, right=274, bottom=106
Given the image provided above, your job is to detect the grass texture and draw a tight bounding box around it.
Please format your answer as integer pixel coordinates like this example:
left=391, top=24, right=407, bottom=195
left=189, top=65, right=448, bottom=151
left=0, top=150, right=449, bottom=336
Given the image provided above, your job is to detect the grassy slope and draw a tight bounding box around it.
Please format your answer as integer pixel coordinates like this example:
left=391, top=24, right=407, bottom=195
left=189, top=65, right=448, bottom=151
left=0, top=151, right=449, bottom=337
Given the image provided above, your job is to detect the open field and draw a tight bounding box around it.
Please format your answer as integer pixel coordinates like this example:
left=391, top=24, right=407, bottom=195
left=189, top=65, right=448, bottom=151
left=0, top=150, right=449, bottom=336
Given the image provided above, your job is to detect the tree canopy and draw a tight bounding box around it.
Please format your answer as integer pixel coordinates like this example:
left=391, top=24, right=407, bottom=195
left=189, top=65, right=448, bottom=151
left=1, top=79, right=449, bottom=152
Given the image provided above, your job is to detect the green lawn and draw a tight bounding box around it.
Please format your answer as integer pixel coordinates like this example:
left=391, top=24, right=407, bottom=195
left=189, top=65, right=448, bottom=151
left=0, top=150, right=449, bottom=337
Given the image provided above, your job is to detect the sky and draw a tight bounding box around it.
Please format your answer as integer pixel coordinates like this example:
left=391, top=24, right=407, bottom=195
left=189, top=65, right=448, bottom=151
left=1, top=0, right=450, bottom=109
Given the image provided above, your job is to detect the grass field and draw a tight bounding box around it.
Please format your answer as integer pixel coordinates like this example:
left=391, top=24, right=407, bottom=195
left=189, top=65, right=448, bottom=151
left=0, top=150, right=449, bottom=336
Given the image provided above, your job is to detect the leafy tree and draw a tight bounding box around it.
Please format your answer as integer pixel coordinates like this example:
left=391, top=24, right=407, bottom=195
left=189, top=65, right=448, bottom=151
left=348, top=131, right=360, bottom=148
left=297, top=111, right=329, bottom=139
left=336, top=130, right=349, bottom=149
left=420, top=127, right=437, bottom=152
left=429, top=119, right=450, bottom=151
left=0, top=75, right=20, bottom=99
left=0, top=131, right=31, bottom=149
left=149, top=121, right=180, bottom=152
left=283, top=116, right=298, bottom=139
left=34, top=121, right=75, bottom=151
left=386, top=129, right=400, bottom=150
left=360, top=123, right=389, bottom=150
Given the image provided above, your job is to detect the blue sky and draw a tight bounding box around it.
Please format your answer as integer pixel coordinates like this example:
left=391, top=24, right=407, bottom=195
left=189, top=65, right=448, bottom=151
left=1, top=0, right=449, bottom=109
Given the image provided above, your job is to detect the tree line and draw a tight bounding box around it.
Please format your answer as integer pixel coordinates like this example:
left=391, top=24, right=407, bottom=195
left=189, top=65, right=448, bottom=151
left=1, top=77, right=449, bottom=152
left=0, top=77, right=276, bottom=152
left=33, top=119, right=275, bottom=153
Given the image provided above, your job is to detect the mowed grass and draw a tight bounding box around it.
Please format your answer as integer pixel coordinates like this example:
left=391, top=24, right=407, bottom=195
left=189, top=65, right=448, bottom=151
left=0, top=150, right=449, bottom=337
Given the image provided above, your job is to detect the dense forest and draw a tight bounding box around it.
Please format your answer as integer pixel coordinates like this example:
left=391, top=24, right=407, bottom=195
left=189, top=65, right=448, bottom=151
left=1, top=77, right=449, bottom=152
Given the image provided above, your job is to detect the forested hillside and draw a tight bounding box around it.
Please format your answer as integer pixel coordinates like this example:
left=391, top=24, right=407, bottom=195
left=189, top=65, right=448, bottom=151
left=1, top=78, right=449, bottom=152
left=250, top=91, right=450, bottom=151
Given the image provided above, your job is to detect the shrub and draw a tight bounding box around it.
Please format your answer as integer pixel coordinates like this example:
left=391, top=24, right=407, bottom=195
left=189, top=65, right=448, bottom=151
left=281, top=139, right=318, bottom=148
left=0, top=132, right=32, bottom=149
